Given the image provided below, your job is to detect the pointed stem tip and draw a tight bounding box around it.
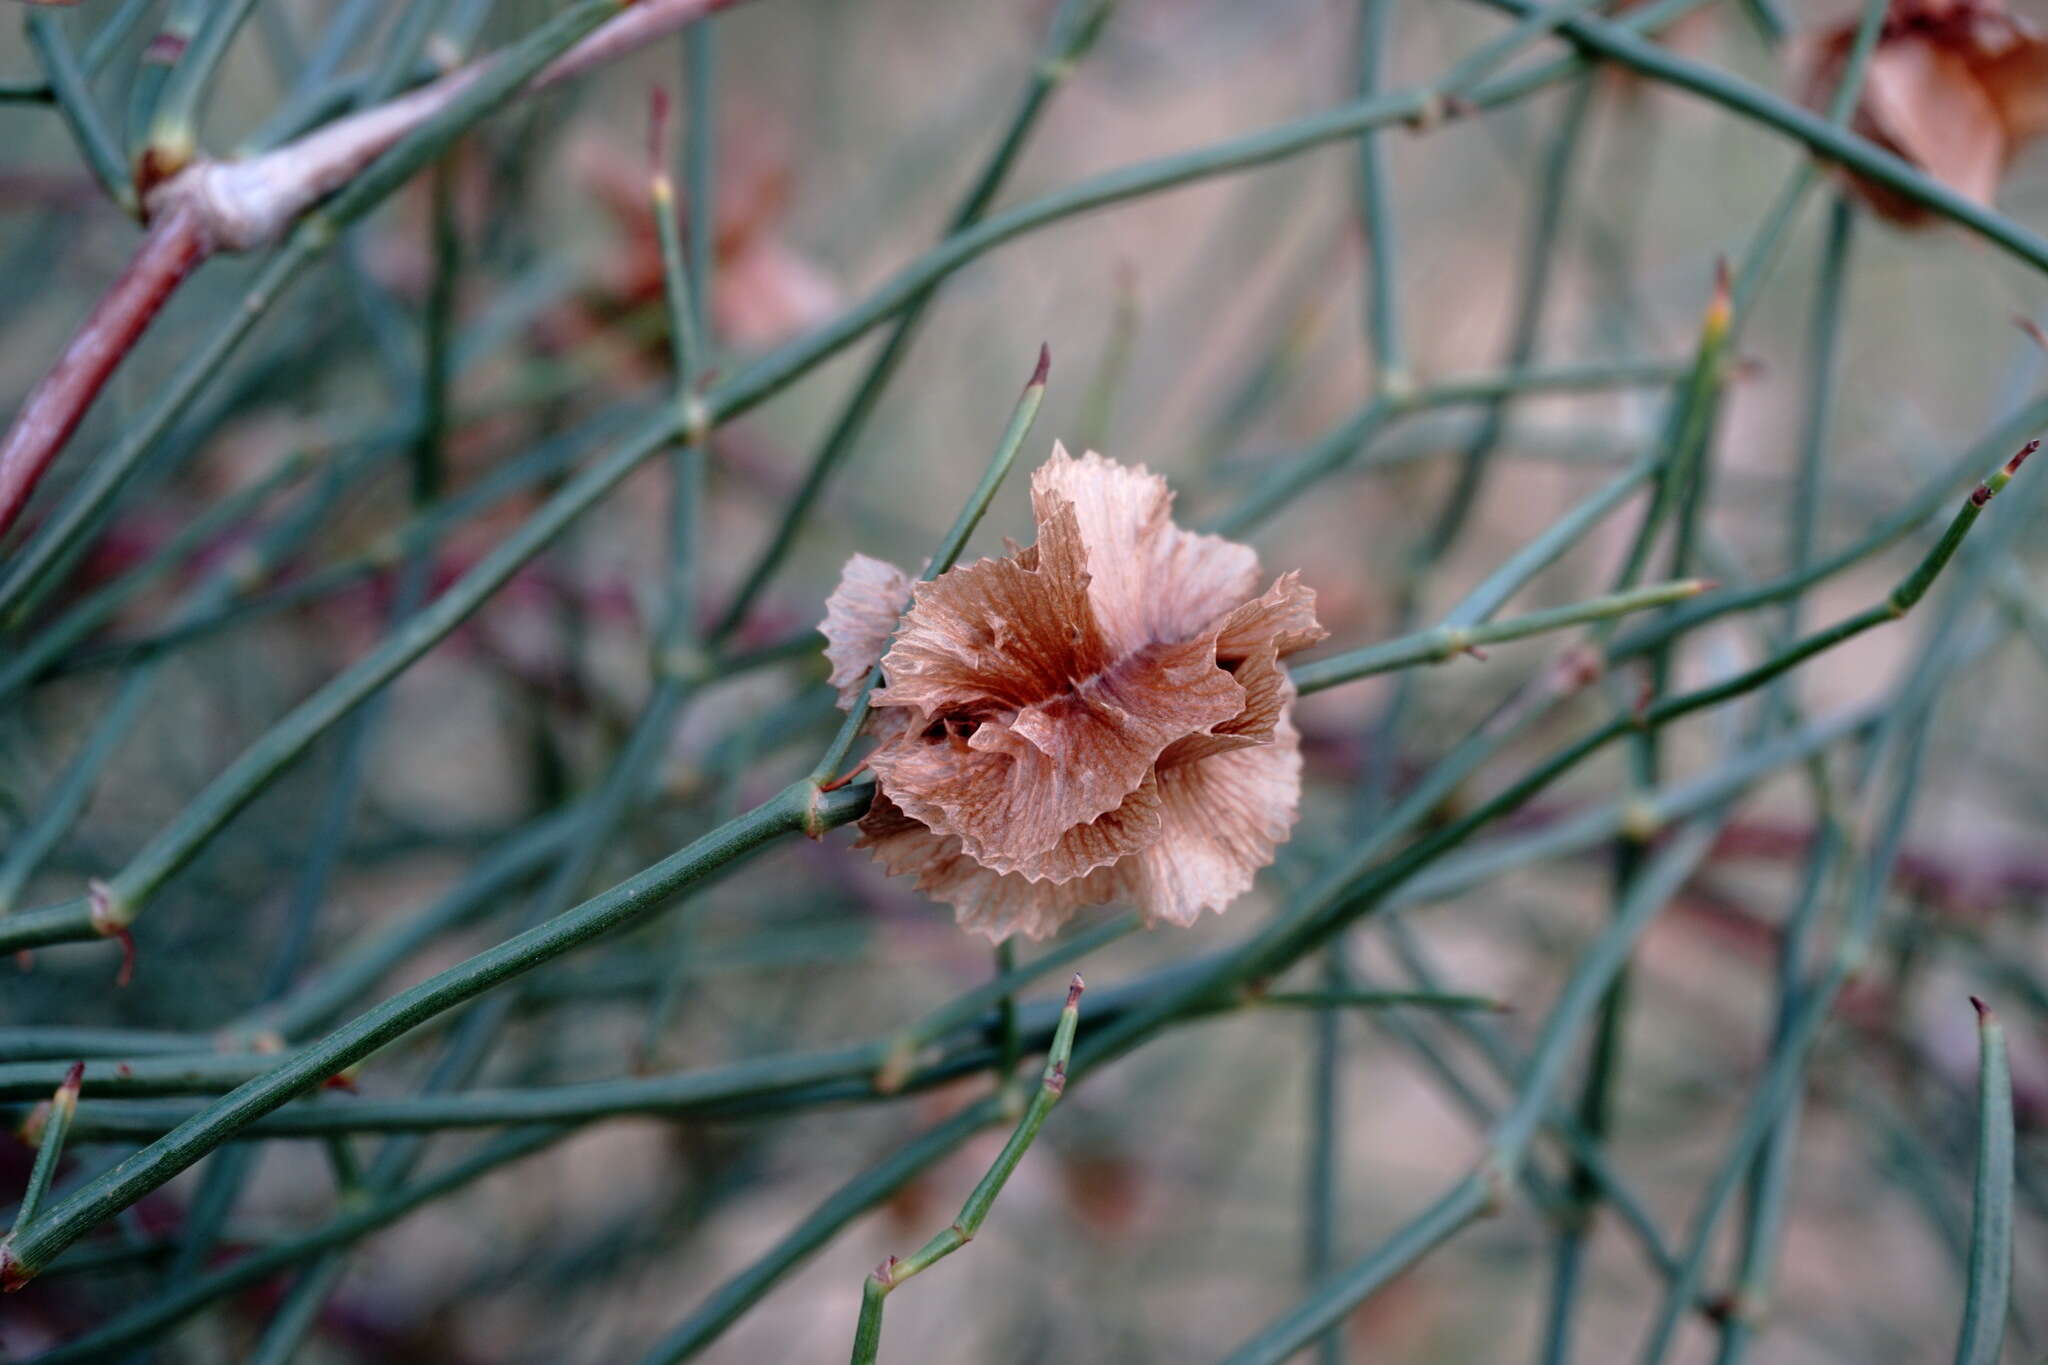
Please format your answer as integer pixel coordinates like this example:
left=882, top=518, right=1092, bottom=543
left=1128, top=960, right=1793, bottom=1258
left=1066, top=972, right=1085, bottom=1008
left=648, top=86, right=672, bottom=173
left=1030, top=343, right=1051, bottom=390
left=1704, top=257, right=1733, bottom=335
left=2004, top=439, right=2037, bottom=476
left=1970, top=994, right=1994, bottom=1023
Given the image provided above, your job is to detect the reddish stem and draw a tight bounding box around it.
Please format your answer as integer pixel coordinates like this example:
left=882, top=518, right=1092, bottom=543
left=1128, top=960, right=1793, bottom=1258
left=0, top=207, right=210, bottom=539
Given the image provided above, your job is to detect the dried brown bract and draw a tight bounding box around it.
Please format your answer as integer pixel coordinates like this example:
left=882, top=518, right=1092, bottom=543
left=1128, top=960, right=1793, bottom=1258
left=1803, top=0, right=2048, bottom=223
left=819, top=444, right=1326, bottom=942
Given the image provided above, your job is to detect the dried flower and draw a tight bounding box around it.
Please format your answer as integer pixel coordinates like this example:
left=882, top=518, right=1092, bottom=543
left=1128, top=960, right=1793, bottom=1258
left=1803, top=0, right=2048, bottom=224
left=819, top=444, right=1326, bottom=941
left=556, top=126, right=842, bottom=367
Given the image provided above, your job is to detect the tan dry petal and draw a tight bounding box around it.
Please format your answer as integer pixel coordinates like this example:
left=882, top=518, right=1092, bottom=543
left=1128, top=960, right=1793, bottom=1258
left=1163, top=573, right=1327, bottom=767
left=1977, top=31, right=2048, bottom=139
left=1031, top=442, right=1259, bottom=653
left=855, top=793, right=1125, bottom=941
left=1862, top=35, right=2006, bottom=205
left=1213, top=571, right=1328, bottom=660
left=867, top=634, right=1241, bottom=877
left=1127, top=713, right=1304, bottom=927
left=869, top=499, right=1110, bottom=720
left=819, top=553, right=913, bottom=709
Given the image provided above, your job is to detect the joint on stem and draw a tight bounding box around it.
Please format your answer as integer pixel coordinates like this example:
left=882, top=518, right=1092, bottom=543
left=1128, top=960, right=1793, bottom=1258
left=1619, top=796, right=1663, bottom=844
left=88, top=880, right=138, bottom=987
left=679, top=391, right=712, bottom=449
left=1478, top=1157, right=1515, bottom=1217
left=1378, top=365, right=1419, bottom=409
left=657, top=642, right=712, bottom=685
left=800, top=781, right=835, bottom=840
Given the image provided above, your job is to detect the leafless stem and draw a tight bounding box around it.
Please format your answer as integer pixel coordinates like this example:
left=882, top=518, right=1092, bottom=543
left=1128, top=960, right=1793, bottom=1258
left=0, top=206, right=206, bottom=536
left=0, top=0, right=740, bottom=540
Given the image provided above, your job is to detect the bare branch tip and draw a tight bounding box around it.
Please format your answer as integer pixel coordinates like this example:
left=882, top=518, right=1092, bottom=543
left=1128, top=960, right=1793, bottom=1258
left=1066, top=972, right=1085, bottom=1007
left=2006, top=438, right=2038, bottom=475
left=0, top=1244, right=25, bottom=1294
left=1030, top=343, right=1052, bottom=390
left=1970, top=994, right=1994, bottom=1023
left=648, top=86, right=672, bottom=171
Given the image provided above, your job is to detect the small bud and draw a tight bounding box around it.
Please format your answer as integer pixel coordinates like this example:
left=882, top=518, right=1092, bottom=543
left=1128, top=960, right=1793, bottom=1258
left=1066, top=973, right=1085, bottom=1009
left=1029, top=342, right=1051, bottom=390
left=53, top=1061, right=83, bottom=1120
left=1703, top=257, right=1733, bottom=339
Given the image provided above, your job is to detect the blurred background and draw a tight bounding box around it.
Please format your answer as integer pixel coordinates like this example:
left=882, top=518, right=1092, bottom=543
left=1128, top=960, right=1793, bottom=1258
left=2, top=0, right=2046, bottom=1360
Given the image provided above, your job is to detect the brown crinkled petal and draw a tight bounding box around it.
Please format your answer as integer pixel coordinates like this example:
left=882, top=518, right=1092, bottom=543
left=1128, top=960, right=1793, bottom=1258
left=1031, top=442, right=1259, bottom=653
left=1213, top=571, right=1328, bottom=661
left=819, top=553, right=913, bottom=710
left=856, top=792, right=1125, bottom=941
left=868, top=634, right=1242, bottom=876
left=1977, top=29, right=2048, bottom=140
left=1127, top=712, right=1304, bottom=928
left=869, top=499, right=1110, bottom=720
left=1862, top=36, right=2006, bottom=205
left=1162, top=573, right=1326, bottom=767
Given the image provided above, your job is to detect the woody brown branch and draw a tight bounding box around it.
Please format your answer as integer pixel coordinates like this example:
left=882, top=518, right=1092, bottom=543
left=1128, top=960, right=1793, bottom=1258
left=0, top=0, right=742, bottom=540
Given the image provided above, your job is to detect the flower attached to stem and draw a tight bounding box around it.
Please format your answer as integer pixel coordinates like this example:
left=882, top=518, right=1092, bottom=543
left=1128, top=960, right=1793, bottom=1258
left=819, top=445, right=1326, bottom=941
left=1803, top=0, right=2048, bottom=224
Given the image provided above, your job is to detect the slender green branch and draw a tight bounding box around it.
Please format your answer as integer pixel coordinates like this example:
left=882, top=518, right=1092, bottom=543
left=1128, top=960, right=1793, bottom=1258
left=711, top=0, right=1114, bottom=640
left=0, top=779, right=872, bottom=1285
left=850, top=977, right=1085, bottom=1365
left=1294, top=579, right=1706, bottom=694
left=1953, top=998, right=2014, bottom=1365
left=7, top=1063, right=82, bottom=1239
left=24, top=12, right=134, bottom=214
left=1222, top=823, right=1723, bottom=1364
left=808, top=346, right=1049, bottom=786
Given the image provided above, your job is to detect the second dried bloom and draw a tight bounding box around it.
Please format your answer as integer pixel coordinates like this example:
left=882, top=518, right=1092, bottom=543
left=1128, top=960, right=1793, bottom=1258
left=820, top=444, right=1325, bottom=942
left=1804, top=0, right=2048, bottom=223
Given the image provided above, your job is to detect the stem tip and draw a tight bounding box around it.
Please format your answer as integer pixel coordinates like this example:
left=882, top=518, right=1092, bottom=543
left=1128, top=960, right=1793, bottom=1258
left=1030, top=343, right=1051, bottom=390
left=648, top=86, right=672, bottom=171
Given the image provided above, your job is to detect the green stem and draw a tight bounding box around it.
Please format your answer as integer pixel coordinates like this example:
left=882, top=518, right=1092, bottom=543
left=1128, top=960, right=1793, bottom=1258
left=0, top=779, right=871, bottom=1283
left=711, top=0, right=1114, bottom=641
left=809, top=348, right=1048, bottom=785
left=24, top=13, right=135, bottom=214
left=1953, top=999, right=2014, bottom=1365
left=8, top=1064, right=83, bottom=1237
left=1292, top=579, right=1706, bottom=693
left=850, top=978, right=1084, bottom=1365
